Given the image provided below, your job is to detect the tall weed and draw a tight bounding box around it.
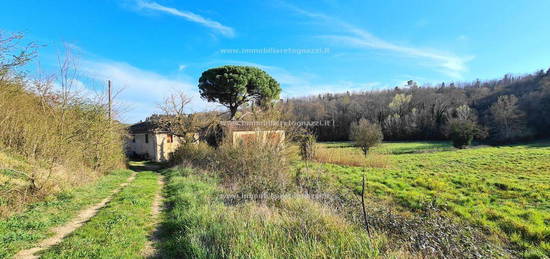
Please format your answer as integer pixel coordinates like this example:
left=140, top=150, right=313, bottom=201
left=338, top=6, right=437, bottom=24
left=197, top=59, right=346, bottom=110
left=0, top=34, right=126, bottom=216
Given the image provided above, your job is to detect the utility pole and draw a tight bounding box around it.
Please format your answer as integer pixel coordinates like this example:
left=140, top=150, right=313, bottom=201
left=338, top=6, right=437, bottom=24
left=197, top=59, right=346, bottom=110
left=107, top=80, right=112, bottom=121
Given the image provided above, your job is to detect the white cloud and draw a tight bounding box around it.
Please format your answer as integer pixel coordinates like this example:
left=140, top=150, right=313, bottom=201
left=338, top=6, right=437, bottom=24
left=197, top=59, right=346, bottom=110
left=286, top=4, right=473, bottom=78
left=79, top=59, right=217, bottom=123
left=135, top=1, right=235, bottom=37
left=77, top=58, right=380, bottom=121
left=52, top=79, right=101, bottom=100
left=212, top=60, right=379, bottom=97
left=178, top=64, right=187, bottom=71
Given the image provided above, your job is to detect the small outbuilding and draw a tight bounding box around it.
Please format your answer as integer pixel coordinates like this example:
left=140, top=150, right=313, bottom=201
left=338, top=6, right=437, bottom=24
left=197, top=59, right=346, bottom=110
left=220, top=122, right=285, bottom=146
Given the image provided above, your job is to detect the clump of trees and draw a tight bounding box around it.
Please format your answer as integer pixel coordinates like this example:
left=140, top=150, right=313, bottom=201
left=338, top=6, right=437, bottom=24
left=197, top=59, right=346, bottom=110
left=281, top=69, right=550, bottom=145
left=349, top=119, right=383, bottom=155
left=444, top=105, right=486, bottom=148
left=488, top=95, right=530, bottom=143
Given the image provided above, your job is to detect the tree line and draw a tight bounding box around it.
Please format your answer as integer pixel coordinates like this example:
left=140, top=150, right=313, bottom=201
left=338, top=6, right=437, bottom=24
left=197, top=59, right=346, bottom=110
left=280, top=70, right=550, bottom=144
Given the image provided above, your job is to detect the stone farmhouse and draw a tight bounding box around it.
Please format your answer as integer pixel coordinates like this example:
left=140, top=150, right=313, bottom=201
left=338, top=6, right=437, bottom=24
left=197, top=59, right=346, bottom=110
left=126, top=120, right=186, bottom=162
left=126, top=117, right=285, bottom=162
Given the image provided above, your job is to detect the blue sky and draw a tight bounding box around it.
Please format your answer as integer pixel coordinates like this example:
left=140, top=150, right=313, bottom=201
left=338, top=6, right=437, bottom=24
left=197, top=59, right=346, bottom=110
left=2, top=0, right=550, bottom=123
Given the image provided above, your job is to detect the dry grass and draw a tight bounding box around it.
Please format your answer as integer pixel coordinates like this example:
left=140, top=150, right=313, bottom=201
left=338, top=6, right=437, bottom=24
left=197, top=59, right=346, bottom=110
left=159, top=167, right=413, bottom=258
left=313, top=145, right=393, bottom=168
left=0, top=151, right=100, bottom=218
left=171, top=140, right=292, bottom=197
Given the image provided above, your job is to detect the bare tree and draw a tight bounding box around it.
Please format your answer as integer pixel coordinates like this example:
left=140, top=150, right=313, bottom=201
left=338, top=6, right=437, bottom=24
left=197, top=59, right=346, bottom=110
left=0, top=32, right=38, bottom=81
left=157, top=90, right=215, bottom=142
left=159, top=90, right=191, bottom=118
left=489, top=95, right=528, bottom=143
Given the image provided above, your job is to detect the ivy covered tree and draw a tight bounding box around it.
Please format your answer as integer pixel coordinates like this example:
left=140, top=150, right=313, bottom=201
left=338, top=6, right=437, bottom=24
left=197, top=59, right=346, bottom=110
left=443, top=105, right=484, bottom=148
left=446, top=119, right=486, bottom=148
left=198, top=65, right=281, bottom=120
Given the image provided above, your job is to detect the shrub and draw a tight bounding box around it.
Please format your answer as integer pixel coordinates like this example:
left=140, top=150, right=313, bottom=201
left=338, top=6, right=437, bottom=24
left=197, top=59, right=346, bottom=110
left=168, top=142, right=212, bottom=168
left=446, top=119, right=486, bottom=148
left=298, top=133, right=316, bottom=161
left=349, top=119, right=383, bottom=155
left=170, top=139, right=291, bottom=197
left=213, top=141, right=291, bottom=197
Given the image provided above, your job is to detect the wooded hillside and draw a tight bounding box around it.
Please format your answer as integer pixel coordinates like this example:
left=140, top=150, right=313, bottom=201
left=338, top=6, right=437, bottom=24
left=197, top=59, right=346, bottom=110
left=281, top=70, right=550, bottom=143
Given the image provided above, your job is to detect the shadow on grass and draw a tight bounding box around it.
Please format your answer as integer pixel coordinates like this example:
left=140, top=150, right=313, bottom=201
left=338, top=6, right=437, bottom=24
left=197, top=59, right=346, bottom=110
left=517, top=139, right=550, bottom=148
left=127, top=160, right=167, bottom=172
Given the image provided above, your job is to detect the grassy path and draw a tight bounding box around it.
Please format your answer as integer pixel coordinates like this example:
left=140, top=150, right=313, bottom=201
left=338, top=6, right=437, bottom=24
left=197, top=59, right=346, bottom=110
left=39, top=171, right=160, bottom=258
left=13, top=172, right=137, bottom=258
left=0, top=170, right=134, bottom=258
left=141, top=175, right=165, bottom=258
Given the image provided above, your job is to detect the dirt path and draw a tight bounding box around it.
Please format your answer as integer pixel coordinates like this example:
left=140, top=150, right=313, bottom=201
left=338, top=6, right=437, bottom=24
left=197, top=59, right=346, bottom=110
left=13, top=172, right=137, bottom=259
left=142, top=175, right=165, bottom=258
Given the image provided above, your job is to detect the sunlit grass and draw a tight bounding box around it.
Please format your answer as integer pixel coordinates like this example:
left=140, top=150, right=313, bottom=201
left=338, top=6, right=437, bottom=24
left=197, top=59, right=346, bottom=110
left=158, top=167, right=398, bottom=258
left=294, top=141, right=550, bottom=257
left=313, top=145, right=392, bottom=168
left=40, top=171, right=159, bottom=258
left=0, top=170, right=133, bottom=258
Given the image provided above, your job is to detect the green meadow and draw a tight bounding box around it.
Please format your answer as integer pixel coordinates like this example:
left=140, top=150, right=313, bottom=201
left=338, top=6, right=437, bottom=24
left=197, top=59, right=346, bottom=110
left=294, top=141, right=550, bottom=257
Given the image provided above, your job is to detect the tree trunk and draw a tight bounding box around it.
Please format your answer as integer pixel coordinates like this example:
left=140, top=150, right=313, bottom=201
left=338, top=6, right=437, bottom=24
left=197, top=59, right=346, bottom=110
left=229, top=106, right=238, bottom=120
left=361, top=174, right=371, bottom=236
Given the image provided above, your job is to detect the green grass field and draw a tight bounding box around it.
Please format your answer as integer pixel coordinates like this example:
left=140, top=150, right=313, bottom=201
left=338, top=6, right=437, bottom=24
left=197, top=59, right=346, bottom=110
left=40, top=171, right=159, bottom=258
left=296, top=141, right=550, bottom=257
left=2, top=142, right=547, bottom=258
left=0, top=170, right=133, bottom=258
left=323, top=140, right=457, bottom=154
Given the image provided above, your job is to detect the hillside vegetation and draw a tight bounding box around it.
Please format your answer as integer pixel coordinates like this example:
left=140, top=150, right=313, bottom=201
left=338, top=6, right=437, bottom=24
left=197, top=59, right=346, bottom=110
left=282, top=70, right=550, bottom=143
left=0, top=34, right=125, bottom=217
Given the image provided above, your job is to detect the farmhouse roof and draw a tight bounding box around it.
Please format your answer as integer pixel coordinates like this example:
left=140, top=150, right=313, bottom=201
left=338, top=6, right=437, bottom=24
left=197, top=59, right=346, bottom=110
left=128, top=114, right=173, bottom=134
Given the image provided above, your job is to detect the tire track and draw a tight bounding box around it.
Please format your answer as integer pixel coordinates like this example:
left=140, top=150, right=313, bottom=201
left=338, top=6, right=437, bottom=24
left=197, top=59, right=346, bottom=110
left=142, top=174, right=165, bottom=258
left=13, top=172, right=137, bottom=259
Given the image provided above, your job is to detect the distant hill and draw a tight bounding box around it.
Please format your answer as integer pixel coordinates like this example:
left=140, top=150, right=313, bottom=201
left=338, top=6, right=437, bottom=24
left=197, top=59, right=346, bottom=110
left=281, top=69, right=550, bottom=142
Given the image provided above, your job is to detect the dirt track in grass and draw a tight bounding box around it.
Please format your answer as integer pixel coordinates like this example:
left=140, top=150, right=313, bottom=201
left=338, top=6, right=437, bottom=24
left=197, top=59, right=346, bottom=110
left=13, top=172, right=137, bottom=259
left=141, top=175, right=165, bottom=258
